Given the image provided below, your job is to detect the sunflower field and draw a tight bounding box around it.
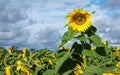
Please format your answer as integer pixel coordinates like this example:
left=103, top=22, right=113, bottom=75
left=1, top=8, right=120, bottom=75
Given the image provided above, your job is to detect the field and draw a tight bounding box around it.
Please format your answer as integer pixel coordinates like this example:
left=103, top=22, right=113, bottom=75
left=0, top=8, right=120, bottom=75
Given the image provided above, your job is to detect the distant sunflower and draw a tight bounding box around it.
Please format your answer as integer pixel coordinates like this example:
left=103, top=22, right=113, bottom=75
left=66, top=8, right=92, bottom=32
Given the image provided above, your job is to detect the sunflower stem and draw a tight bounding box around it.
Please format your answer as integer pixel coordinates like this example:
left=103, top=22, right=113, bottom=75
left=83, top=55, right=87, bottom=68
left=81, top=32, right=87, bottom=68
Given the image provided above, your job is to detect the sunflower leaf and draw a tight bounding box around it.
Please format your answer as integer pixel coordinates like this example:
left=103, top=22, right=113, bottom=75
left=85, top=26, right=97, bottom=36
left=55, top=51, right=72, bottom=74
left=57, top=29, right=78, bottom=48
left=34, top=64, right=46, bottom=75
left=43, top=70, right=55, bottom=75
left=76, top=35, right=88, bottom=42
left=89, top=34, right=103, bottom=47
left=82, top=49, right=97, bottom=57
left=92, top=11, right=96, bottom=14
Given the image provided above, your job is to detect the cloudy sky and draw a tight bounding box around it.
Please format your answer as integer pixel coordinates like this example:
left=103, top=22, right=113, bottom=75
left=0, top=0, right=120, bottom=50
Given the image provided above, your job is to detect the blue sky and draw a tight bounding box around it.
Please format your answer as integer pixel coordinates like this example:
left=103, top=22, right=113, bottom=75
left=0, top=0, right=120, bottom=50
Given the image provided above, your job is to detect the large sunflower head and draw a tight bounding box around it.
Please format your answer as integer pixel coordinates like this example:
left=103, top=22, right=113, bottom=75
left=66, top=8, right=92, bottom=32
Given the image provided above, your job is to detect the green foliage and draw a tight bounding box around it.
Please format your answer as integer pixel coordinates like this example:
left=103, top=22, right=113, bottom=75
left=89, top=34, right=103, bottom=47
left=83, top=65, right=102, bottom=75
left=58, top=27, right=78, bottom=48
left=1, top=25, right=120, bottom=75
left=55, top=50, right=72, bottom=74
left=33, top=64, right=46, bottom=75
left=85, top=26, right=97, bottom=36
left=82, top=49, right=97, bottom=57
left=43, top=70, right=55, bottom=75
left=77, top=35, right=88, bottom=42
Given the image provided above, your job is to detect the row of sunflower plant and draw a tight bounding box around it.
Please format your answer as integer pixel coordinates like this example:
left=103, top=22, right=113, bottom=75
left=1, top=8, right=120, bottom=75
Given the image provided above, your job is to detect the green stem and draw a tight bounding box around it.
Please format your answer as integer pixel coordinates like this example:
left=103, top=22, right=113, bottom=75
left=80, top=32, right=87, bottom=68
left=83, top=55, right=87, bottom=68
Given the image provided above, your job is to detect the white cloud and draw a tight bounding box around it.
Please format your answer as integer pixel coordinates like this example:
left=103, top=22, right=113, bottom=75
left=26, top=26, right=61, bottom=49
left=103, top=0, right=120, bottom=9
left=87, top=2, right=120, bottom=46
left=1, top=0, right=120, bottom=49
left=0, top=0, right=31, bottom=48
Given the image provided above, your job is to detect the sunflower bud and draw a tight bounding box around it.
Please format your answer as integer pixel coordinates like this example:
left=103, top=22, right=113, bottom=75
left=7, top=47, right=12, bottom=54
left=23, top=47, right=27, bottom=58
left=104, top=40, right=108, bottom=45
left=91, top=47, right=95, bottom=51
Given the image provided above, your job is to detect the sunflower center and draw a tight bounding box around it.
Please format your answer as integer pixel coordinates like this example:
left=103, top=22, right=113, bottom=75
left=73, top=14, right=86, bottom=25
left=77, top=16, right=83, bottom=22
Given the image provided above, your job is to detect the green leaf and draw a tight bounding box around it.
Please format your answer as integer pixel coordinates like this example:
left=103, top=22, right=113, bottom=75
left=58, top=58, right=77, bottom=74
left=62, top=70, right=73, bottom=75
left=92, top=11, right=96, bottom=14
left=77, top=35, right=88, bottom=42
left=0, top=71, right=5, bottom=75
left=0, top=47, right=6, bottom=59
left=33, top=64, right=46, bottom=75
left=82, top=49, right=97, bottom=57
left=83, top=65, right=102, bottom=75
left=43, top=70, right=55, bottom=75
left=38, top=48, right=50, bottom=57
left=85, top=26, right=97, bottom=36
left=105, top=46, right=112, bottom=55
left=71, top=42, right=82, bottom=53
left=58, top=29, right=78, bottom=48
left=15, top=71, right=21, bottom=75
left=96, top=47, right=106, bottom=56
left=89, top=34, right=103, bottom=47
left=55, top=51, right=72, bottom=74
left=84, top=43, right=91, bottom=50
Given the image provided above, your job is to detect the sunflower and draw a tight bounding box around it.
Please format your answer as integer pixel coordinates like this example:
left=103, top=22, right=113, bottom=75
left=66, top=8, right=92, bottom=32
left=22, top=47, right=27, bottom=58
left=116, top=61, right=120, bottom=68
left=5, top=66, right=11, bottom=75
left=74, top=64, right=83, bottom=75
